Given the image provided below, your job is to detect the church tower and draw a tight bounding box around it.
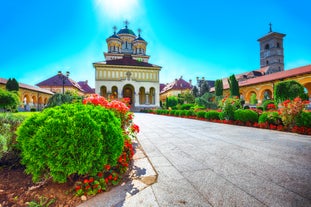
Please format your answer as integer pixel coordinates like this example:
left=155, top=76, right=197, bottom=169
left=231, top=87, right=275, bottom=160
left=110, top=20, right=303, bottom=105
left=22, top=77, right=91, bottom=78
left=257, top=23, right=286, bottom=74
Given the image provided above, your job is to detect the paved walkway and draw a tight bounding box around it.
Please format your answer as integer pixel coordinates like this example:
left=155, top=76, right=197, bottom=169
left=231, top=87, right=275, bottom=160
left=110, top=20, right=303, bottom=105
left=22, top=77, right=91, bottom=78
left=131, top=113, right=311, bottom=207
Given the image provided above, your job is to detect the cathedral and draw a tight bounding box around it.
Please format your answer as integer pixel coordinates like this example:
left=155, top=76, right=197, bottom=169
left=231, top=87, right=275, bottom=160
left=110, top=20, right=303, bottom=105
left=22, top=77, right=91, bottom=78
left=93, top=21, right=161, bottom=111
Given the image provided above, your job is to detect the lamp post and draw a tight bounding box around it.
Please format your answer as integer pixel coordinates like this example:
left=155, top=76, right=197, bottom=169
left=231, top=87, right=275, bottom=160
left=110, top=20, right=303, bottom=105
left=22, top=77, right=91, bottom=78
left=58, top=71, right=70, bottom=94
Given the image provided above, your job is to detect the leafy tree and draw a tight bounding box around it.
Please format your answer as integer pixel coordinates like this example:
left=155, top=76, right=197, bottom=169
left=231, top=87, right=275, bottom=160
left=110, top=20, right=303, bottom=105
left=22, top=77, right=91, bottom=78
left=46, top=91, right=82, bottom=108
left=199, top=81, right=210, bottom=96
left=183, top=90, right=195, bottom=104
left=228, top=74, right=240, bottom=97
left=215, top=79, right=223, bottom=96
left=191, top=86, right=199, bottom=97
left=250, top=93, right=258, bottom=105
left=0, top=89, right=20, bottom=111
left=6, top=78, right=19, bottom=91
left=166, top=96, right=178, bottom=108
left=274, top=80, right=308, bottom=104
left=195, top=92, right=217, bottom=109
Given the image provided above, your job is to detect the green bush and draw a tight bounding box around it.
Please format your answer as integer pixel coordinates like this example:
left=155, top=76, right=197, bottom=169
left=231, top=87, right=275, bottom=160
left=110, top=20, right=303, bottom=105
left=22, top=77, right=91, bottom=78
left=205, top=110, right=220, bottom=120
left=196, top=111, right=206, bottom=119
left=295, top=111, right=311, bottom=128
left=185, top=110, right=195, bottom=116
left=256, top=106, right=263, bottom=111
left=244, top=105, right=250, bottom=109
left=258, top=111, right=282, bottom=125
left=180, top=104, right=194, bottom=110
left=169, top=110, right=175, bottom=115
left=17, top=104, right=124, bottom=183
left=219, top=97, right=241, bottom=120
left=179, top=110, right=187, bottom=116
left=234, top=109, right=258, bottom=123
left=0, top=113, right=32, bottom=165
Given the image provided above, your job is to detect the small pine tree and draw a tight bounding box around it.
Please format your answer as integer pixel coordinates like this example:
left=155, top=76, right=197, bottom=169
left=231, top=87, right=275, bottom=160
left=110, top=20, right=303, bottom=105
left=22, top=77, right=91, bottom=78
left=215, top=79, right=223, bottom=96
left=200, top=81, right=210, bottom=96
left=228, top=74, right=240, bottom=97
left=191, top=86, right=199, bottom=97
left=6, top=78, right=19, bottom=91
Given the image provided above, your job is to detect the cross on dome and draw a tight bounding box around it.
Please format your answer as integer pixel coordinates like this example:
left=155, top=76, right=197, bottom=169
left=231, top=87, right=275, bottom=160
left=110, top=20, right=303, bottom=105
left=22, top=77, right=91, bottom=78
left=269, top=22, right=272, bottom=32
left=124, top=20, right=129, bottom=28
left=138, top=28, right=141, bottom=37
left=113, top=26, right=117, bottom=34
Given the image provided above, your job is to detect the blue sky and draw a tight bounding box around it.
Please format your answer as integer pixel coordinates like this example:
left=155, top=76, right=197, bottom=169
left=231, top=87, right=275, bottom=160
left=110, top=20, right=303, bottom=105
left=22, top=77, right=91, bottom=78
left=1, top=0, right=311, bottom=88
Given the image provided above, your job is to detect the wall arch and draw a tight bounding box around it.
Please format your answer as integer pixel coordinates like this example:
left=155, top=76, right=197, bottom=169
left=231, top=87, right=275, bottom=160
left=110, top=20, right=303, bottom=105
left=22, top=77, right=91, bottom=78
left=139, top=87, right=145, bottom=104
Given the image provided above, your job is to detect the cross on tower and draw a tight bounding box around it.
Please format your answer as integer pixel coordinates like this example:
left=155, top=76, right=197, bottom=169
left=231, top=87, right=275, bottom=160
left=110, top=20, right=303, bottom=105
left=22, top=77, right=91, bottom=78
left=138, top=28, right=141, bottom=37
left=113, top=26, right=117, bottom=34
left=269, top=22, right=272, bottom=32
left=124, top=20, right=129, bottom=28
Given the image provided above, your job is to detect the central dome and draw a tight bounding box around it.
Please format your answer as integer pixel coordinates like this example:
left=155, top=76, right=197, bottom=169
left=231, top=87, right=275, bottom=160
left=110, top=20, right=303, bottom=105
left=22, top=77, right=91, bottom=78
left=117, top=26, right=136, bottom=36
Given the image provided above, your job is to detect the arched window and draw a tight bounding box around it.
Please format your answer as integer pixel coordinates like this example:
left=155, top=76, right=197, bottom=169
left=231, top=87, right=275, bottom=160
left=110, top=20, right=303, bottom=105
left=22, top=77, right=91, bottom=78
left=125, top=42, right=128, bottom=49
left=277, top=42, right=280, bottom=48
left=139, top=87, right=146, bottom=104
left=266, top=60, right=269, bottom=65
left=265, top=44, right=270, bottom=50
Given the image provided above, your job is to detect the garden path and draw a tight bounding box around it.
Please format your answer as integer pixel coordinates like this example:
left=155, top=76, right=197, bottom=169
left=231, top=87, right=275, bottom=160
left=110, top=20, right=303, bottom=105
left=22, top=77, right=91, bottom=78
left=130, top=113, right=311, bottom=207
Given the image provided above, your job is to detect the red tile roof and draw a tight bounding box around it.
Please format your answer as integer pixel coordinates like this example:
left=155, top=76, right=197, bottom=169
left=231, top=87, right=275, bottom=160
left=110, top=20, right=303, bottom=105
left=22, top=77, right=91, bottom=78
left=160, top=77, right=192, bottom=94
left=78, top=81, right=95, bottom=94
left=0, top=78, right=53, bottom=94
left=36, top=74, right=84, bottom=92
left=95, top=55, right=160, bottom=68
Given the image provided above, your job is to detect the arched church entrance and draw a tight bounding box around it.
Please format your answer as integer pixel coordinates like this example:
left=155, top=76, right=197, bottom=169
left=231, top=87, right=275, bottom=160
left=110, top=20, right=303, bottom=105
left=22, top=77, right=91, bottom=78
left=122, top=84, right=135, bottom=105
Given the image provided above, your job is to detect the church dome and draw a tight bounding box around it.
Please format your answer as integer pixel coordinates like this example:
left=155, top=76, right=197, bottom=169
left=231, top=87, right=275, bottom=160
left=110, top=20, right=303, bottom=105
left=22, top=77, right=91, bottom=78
left=117, top=26, right=136, bottom=36
left=108, top=33, right=121, bottom=39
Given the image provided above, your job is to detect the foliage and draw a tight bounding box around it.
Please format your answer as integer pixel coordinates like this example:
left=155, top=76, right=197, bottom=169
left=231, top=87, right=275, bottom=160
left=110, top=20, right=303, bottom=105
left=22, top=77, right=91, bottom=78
left=27, top=196, right=56, bottom=207
left=258, top=111, right=282, bottom=125
left=195, top=92, right=217, bottom=109
left=295, top=111, right=311, bottom=128
left=180, top=103, right=194, bottom=110
left=199, top=81, right=210, bottom=96
left=6, top=78, right=19, bottom=91
left=262, top=100, right=277, bottom=111
left=165, top=96, right=178, bottom=109
left=250, top=93, right=257, bottom=105
left=179, top=90, right=195, bottom=104
left=278, top=97, right=310, bottom=129
left=196, top=111, right=206, bottom=118
left=0, top=89, right=20, bottom=111
left=17, top=104, right=124, bottom=183
left=234, top=109, right=258, bottom=123
left=0, top=113, right=34, bottom=165
left=218, top=97, right=241, bottom=120
left=228, top=74, right=240, bottom=97
left=185, top=110, right=195, bottom=116
left=215, top=79, right=223, bottom=96
left=191, top=86, right=199, bottom=98
left=46, top=93, right=73, bottom=108
left=274, top=80, right=308, bottom=104
left=205, top=110, right=220, bottom=120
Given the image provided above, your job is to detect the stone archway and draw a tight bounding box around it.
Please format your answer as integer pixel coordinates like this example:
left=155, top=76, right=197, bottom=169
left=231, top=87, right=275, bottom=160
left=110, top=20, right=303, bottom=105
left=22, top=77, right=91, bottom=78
left=122, top=84, right=135, bottom=105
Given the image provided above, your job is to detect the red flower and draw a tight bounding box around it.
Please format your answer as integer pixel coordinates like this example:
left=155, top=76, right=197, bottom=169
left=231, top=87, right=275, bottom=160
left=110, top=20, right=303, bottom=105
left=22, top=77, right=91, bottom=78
left=89, top=177, right=94, bottom=183
left=104, top=164, right=111, bottom=171
left=83, top=179, right=89, bottom=184
left=97, top=172, right=103, bottom=177
left=105, top=178, right=109, bottom=184
left=108, top=175, right=113, bottom=180
left=75, top=185, right=81, bottom=191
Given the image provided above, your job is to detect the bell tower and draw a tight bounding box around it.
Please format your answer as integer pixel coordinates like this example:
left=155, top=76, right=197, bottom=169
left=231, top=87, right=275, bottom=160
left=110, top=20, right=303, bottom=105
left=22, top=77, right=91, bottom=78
left=257, top=23, right=286, bottom=74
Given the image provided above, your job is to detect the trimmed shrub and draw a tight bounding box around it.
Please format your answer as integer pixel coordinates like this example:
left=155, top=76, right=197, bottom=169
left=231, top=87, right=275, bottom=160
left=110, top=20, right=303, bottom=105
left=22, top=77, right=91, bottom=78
left=169, top=110, right=175, bottom=115
left=185, top=110, right=195, bottom=117
left=196, top=111, right=206, bottom=119
left=17, top=104, right=124, bottom=183
left=256, top=106, right=263, bottom=111
left=180, top=104, right=194, bottom=110
left=205, top=110, right=220, bottom=120
left=179, top=110, right=187, bottom=117
left=243, top=105, right=250, bottom=109
left=234, top=109, right=258, bottom=123
left=295, top=111, right=311, bottom=128
left=258, top=111, right=282, bottom=125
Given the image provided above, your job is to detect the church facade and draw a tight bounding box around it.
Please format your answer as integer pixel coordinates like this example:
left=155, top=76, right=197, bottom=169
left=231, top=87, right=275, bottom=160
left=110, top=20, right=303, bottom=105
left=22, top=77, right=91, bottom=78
left=94, top=22, right=161, bottom=111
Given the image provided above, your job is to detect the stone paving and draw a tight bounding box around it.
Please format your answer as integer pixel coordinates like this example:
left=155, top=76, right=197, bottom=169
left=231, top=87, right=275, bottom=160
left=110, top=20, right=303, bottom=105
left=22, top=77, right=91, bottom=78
left=133, top=113, right=311, bottom=207
left=80, top=113, right=311, bottom=207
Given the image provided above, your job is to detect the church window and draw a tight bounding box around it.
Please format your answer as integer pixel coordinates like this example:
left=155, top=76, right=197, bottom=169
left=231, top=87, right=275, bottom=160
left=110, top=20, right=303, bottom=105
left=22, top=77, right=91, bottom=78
left=266, top=60, right=269, bottom=65
left=125, top=42, right=128, bottom=49
left=265, top=44, right=270, bottom=50
left=113, top=46, right=116, bottom=52
left=277, top=42, right=280, bottom=48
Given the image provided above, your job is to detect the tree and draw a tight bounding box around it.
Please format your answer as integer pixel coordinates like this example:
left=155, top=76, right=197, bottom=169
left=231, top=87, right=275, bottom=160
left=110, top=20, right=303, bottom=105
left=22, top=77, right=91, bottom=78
left=199, top=81, right=210, bottom=96
left=166, top=96, right=178, bottom=108
left=6, top=78, right=19, bottom=91
left=228, top=74, right=240, bottom=97
left=274, top=80, right=308, bottom=104
left=183, top=90, right=195, bottom=104
left=215, top=79, right=223, bottom=96
left=195, top=92, right=217, bottom=109
left=191, top=86, right=199, bottom=98
left=0, top=89, right=20, bottom=111
left=250, top=93, right=258, bottom=105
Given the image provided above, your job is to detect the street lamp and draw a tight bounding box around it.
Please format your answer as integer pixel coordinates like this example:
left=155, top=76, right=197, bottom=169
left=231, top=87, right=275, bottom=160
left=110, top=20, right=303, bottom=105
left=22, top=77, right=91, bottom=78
left=58, top=71, right=70, bottom=94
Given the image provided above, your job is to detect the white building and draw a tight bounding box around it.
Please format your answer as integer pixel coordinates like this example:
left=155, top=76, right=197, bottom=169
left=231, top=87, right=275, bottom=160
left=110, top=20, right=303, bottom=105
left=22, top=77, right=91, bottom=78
left=94, top=22, right=161, bottom=111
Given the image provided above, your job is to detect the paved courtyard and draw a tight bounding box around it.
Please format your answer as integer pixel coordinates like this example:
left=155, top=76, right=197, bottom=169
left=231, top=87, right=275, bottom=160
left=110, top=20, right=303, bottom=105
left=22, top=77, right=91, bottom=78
left=132, top=113, right=311, bottom=207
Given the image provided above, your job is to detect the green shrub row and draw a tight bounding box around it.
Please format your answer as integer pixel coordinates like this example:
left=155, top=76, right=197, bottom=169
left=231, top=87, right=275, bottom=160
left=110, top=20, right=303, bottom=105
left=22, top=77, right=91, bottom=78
left=234, top=109, right=258, bottom=123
